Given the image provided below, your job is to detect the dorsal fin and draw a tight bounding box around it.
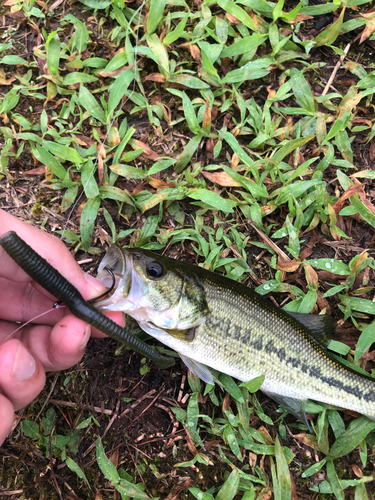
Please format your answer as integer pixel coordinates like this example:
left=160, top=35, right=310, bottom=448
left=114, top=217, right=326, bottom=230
left=287, top=312, right=337, bottom=349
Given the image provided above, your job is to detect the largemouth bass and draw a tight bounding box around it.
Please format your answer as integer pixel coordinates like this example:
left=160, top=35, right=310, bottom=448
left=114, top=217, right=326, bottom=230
left=96, top=246, right=375, bottom=423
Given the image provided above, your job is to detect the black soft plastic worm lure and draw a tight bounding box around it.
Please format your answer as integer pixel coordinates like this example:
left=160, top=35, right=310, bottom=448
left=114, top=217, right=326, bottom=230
left=0, top=231, right=175, bottom=369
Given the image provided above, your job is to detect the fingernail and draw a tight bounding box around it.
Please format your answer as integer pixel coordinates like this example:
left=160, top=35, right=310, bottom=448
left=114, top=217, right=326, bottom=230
left=78, top=325, right=91, bottom=351
left=13, top=345, right=36, bottom=381
left=84, top=272, right=105, bottom=293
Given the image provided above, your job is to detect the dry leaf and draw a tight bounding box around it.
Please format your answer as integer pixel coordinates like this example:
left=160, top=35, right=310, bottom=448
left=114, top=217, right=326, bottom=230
left=286, top=13, right=313, bottom=23
left=144, top=73, right=167, bottom=82
left=202, top=99, right=211, bottom=133
left=98, top=63, right=136, bottom=78
left=189, top=44, right=201, bottom=62
left=370, top=139, right=375, bottom=161
left=303, top=263, right=318, bottom=288
left=24, top=167, right=45, bottom=175
left=129, top=139, right=160, bottom=160
left=359, top=18, right=375, bottom=44
left=332, top=183, right=363, bottom=215
left=292, top=433, right=320, bottom=450
left=317, top=291, right=331, bottom=315
left=226, top=12, right=241, bottom=24
left=201, top=171, right=241, bottom=187
left=276, top=259, right=300, bottom=273
left=148, top=178, right=176, bottom=189
left=258, top=488, right=272, bottom=500
left=230, top=153, right=239, bottom=169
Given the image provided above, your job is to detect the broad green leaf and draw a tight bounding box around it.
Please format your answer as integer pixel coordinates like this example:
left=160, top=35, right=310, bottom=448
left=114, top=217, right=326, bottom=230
left=220, top=131, right=254, bottom=168
left=240, top=375, right=265, bottom=393
left=201, top=49, right=219, bottom=79
left=304, top=258, right=349, bottom=275
left=315, top=6, right=346, bottom=46
left=218, top=374, right=244, bottom=402
left=221, top=59, right=270, bottom=84
left=110, top=164, right=146, bottom=179
left=274, top=436, right=292, bottom=500
left=65, top=457, right=90, bottom=488
left=301, top=459, right=326, bottom=478
left=44, top=141, right=84, bottom=164
left=34, top=145, right=67, bottom=180
left=22, top=420, right=40, bottom=438
left=147, top=0, right=166, bottom=34
left=355, top=321, right=375, bottom=361
left=63, top=72, right=98, bottom=85
left=189, top=487, right=215, bottom=500
left=138, top=215, right=160, bottom=246
left=99, top=186, right=133, bottom=204
left=46, top=34, right=60, bottom=75
left=220, top=33, right=267, bottom=58
left=326, top=460, right=344, bottom=500
left=61, top=184, right=79, bottom=212
left=351, top=194, right=375, bottom=229
left=293, top=72, right=315, bottom=114
left=182, top=92, right=201, bottom=134
left=163, top=13, right=189, bottom=45
left=80, top=196, right=100, bottom=250
left=79, top=0, right=112, bottom=8
left=78, top=85, right=106, bottom=124
left=81, top=160, right=99, bottom=199
left=148, top=158, right=176, bottom=175
left=115, top=478, right=150, bottom=499
left=146, top=34, right=169, bottom=76
left=188, top=188, right=234, bottom=213
left=0, top=55, right=27, bottom=65
left=218, top=0, right=257, bottom=32
left=222, top=165, right=268, bottom=198
left=339, top=295, right=375, bottom=315
left=216, top=468, right=240, bottom=500
left=168, top=74, right=210, bottom=89
left=273, top=0, right=284, bottom=22
left=329, top=417, right=375, bottom=459
left=108, top=70, right=134, bottom=118
left=175, top=135, right=202, bottom=172
left=272, top=136, right=314, bottom=165
left=102, top=51, right=128, bottom=73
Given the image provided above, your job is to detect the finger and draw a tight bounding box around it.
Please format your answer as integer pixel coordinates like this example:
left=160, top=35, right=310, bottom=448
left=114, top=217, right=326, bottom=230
left=20, top=314, right=91, bottom=371
left=0, top=277, right=64, bottom=325
left=20, top=311, right=125, bottom=368
left=0, top=339, right=45, bottom=411
left=90, top=311, right=126, bottom=338
left=0, top=210, right=106, bottom=301
left=0, top=394, right=15, bottom=446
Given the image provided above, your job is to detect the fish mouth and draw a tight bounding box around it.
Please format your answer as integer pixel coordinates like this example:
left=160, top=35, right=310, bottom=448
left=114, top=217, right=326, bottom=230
left=95, top=246, right=133, bottom=311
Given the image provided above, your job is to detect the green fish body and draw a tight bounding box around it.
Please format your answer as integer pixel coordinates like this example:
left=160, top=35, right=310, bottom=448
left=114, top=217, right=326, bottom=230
left=96, top=247, right=375, bottom=422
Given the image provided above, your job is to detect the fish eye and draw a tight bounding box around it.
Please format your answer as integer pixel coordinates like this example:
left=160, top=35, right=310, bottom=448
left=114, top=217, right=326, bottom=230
left=146, top=262, right=164, bottom=279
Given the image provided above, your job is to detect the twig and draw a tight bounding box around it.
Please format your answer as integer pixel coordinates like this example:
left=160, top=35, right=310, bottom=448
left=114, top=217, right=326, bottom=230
left=83, top=400, right=121, bottom=458
left=322, top=43, right=351, bottom=96
left=49, top=426, right=63, bottom=500
left=124, top=441, right=152, bottom=497
left=36, top=373, right=59, bottom=421
left=131, top=389, right=164, bottom=423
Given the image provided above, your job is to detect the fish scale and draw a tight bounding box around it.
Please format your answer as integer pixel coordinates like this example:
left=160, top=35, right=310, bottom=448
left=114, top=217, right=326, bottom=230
left=97, top=247, right=375, bottom=422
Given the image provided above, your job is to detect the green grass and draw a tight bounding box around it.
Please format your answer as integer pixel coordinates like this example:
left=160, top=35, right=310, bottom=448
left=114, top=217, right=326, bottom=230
left=1, top=0, right=375, bottom=497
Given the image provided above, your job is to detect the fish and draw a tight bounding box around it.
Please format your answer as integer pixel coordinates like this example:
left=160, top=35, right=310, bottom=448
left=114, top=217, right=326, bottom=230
left=95, top=245, right=375, bottom=425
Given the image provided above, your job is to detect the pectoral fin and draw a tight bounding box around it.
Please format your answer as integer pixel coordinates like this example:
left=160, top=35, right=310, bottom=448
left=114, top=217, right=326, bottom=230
left=179, top=355, right=215, bottom=385
left=263, top=390, right=312, bottom=432
left=165, top=328, right=196, bottom=342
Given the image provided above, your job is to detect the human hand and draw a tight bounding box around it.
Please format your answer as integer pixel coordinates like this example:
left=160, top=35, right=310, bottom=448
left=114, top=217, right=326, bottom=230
left=0, top=210, right=124, bottom=445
